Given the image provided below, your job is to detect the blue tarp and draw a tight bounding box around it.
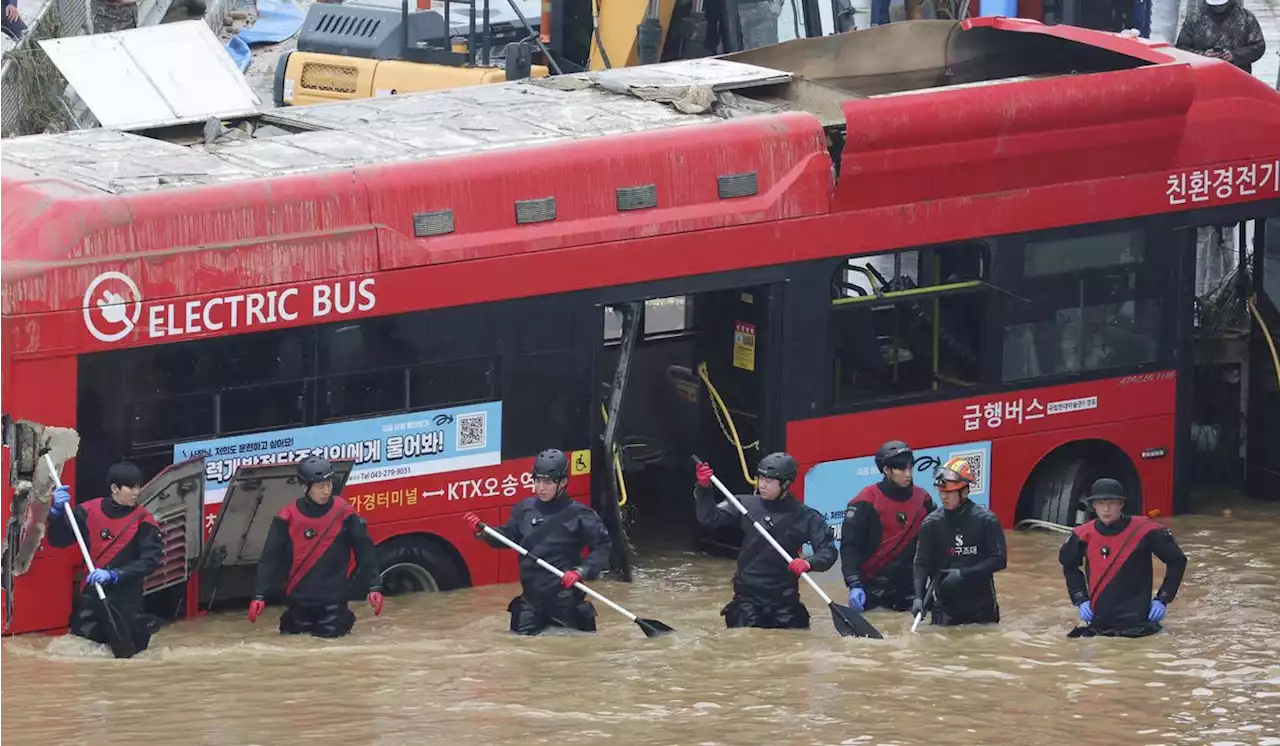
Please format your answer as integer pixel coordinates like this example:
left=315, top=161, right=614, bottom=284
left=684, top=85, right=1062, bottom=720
left=226, top=34, right=251, bottom=72
left=224, top=0, right=305, bottom=72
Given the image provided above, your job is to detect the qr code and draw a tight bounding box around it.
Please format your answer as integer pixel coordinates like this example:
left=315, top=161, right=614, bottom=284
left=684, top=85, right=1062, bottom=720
left=457, top=412, right=487, bottom=450
left=948, top=450, right=986, bottom=496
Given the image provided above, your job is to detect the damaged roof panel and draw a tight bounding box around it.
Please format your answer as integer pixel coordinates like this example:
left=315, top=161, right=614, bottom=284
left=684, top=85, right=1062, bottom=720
left=1, top=58, right=791, bottom=194
left=38, top=20, right=262, bottom=131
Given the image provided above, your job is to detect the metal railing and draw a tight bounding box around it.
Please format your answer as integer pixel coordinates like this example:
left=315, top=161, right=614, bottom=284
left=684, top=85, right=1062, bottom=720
left=1, top=0, right=91, bottom=136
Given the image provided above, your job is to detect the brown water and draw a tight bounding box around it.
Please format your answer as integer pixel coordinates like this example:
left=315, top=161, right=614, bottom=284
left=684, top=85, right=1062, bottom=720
left=5, top=503, right=1280, bottom=746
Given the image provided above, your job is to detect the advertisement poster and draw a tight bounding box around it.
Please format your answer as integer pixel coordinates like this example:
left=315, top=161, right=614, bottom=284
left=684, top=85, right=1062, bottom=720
left=175, top=401, right=503, bottom=504
left=802, top=441, right=992, bottom=539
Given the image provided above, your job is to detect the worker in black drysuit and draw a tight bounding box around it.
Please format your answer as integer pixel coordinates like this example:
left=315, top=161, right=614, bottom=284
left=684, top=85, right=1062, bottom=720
left=1059, top=478, right=1188, bottom=638
left=47, top=461, right=162, bottom=653
left=695, top=452, right=838, bottom=630
left=912, top=457, right=1007, bottom=626
left=464, top=449, right=612, bottom=636
left=842, top=440, right=936, bottom=614
left=249, top=456, right=383, bottom=638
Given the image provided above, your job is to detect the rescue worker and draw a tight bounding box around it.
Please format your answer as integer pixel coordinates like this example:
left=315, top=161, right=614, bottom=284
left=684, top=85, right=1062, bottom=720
left=1059, top=478, right=1188, bottom=638
left=1175, top=0, right=1266, bottom=74
left=463, top=449, right=612, bottom=636
left=911, top=457, right=1007, bottom=626
left=249, top=456, right=383, bottom=638
left=842, top=441, right=936, bottom=613
left=694, top=453, right=838, bottom=630
left=46, top=461, right=161, bottom=653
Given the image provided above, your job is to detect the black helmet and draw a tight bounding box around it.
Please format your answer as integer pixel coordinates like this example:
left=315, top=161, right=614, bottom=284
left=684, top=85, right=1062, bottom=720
left=874, top=440, right=913, bottom=472
left=1081, top=478, right=1126, bottom=504
left=531, top=449, right=569, bottom=481
left=297, top=455, right=334, bottom=486
left=756, top=452, right=798, bottom=483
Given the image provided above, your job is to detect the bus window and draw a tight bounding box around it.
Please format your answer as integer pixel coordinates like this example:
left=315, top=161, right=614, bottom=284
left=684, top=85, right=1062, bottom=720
left=605, top=297, right=694, bottom=342
left=504, top=350, right=587, bottom=457
left=324, top=368, right=406, bottom=422
left=1002, top=228, right=1163, bottom=382
left=221, top=380, right=308, bottom=435
left=829, top=243, right=989, bottom=406
left=643, top=296, right=693, bottom=337
left=1023, top=229, right=1145, bottom=277
left=408, top=357, right=501, bottom=410
left=130, top=393, right=216, bottom=446
left=119, top=326, right=315, bottom=445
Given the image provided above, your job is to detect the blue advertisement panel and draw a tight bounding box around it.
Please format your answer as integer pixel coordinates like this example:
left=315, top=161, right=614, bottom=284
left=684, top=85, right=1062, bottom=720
left=174, top=401, right=503, bottom=504
left=802, top=441, right=992, bottom=541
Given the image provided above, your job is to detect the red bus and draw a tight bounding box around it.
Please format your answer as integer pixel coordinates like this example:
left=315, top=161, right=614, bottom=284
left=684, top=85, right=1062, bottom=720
left=3, top=19, right=1279, bottom=638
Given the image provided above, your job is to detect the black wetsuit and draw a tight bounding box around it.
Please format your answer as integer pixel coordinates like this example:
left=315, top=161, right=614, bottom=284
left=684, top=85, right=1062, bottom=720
left=1060, top=514, right=1188, bottom=638
left=695, top=487, right=838, bottom=629
left=47, top=497, right=162, bottom=653
left=913, top=499, right=1007, bottom=626
left=480, top=493, right=612, bottom=636
left=841, top=479, right=936, bottom=612
left=254, top=495, right=381, bottom=638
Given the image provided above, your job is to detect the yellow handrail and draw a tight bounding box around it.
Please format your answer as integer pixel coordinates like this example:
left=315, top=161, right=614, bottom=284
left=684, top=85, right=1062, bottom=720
left=1248, top=295, right=1280, bottom=391
left=599, top=403, right=628, bottom=508
left=696, top=361, right=757, bottom=488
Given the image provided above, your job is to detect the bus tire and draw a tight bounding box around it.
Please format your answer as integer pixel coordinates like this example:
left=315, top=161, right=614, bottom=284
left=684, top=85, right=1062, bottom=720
left=375, top=536, right=465, bottom=596
left=1028, top=456, right=1096, bottom=527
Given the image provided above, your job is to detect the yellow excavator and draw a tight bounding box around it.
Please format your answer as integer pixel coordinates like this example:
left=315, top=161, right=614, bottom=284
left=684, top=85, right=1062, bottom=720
left=273, top=0, right=853, bottom=107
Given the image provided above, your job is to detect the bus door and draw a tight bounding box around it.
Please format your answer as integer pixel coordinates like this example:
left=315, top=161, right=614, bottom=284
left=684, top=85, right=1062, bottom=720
left=594, top=283, right=782, bottom=576
left=689, top=285, right=780, bottom=558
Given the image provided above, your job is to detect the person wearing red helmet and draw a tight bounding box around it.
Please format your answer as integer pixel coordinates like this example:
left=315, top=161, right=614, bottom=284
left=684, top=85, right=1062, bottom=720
left=911, top=457, right=1006, bottom=626
left=1059, top=478, right=1187, bottom=638
left=841, top=440, right=936, bottom=614
left=249, top=455, right=383, bottom=638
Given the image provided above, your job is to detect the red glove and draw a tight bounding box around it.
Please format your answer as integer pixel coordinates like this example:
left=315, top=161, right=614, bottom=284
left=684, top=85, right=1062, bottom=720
left=787, top=558, right=811, bottom=577
left=695, top=463, right=714, bottom=487
left=463, top=512, right=483, bottom=534
left=368, top=591, right=384, bottom=616
left=561, top=570, right=582, bottom=589
left=248, top=599, right=265, bottom=623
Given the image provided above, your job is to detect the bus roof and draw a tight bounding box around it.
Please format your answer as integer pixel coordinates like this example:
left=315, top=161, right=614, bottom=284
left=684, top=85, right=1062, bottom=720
left=3, top=18, right=1279, bottom=349
left=2, top=19, right=1179, bottom=198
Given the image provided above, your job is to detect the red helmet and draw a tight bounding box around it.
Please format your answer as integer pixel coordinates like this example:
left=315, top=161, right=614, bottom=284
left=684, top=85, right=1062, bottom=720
left=934, top=457, right=974, bottom=492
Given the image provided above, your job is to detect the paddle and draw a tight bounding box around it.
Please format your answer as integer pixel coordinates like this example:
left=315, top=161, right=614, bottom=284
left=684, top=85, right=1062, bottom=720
left=43, top=454, right=138, bottom=659
left=911, top=574, right=936, bottom=633
left=693, top=455, right=883, bottom=639
left=475, top=521, right=674, bottom=638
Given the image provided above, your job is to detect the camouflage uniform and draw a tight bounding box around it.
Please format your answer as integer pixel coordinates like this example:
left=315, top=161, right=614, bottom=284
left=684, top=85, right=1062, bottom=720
left=91, top=0, right=137, bottom=34
left=1174, top=0, right=1266, bottom=74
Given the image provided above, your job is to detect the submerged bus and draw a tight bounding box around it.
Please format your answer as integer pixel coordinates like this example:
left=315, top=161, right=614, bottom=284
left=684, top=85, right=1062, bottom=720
left=2, top=19, right=1278, bottom=637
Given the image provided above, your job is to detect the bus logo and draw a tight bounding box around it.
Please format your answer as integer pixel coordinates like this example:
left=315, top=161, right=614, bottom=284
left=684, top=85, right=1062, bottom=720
left=83, top=271, right=142, bottom=343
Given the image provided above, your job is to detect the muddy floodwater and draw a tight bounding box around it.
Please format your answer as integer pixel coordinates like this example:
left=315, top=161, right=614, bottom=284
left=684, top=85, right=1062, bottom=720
left=5, top=501, right=1280, bottom=746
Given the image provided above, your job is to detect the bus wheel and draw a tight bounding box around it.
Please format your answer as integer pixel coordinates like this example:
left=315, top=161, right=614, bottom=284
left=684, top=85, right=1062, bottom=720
left=1027, top=456, right=1096, bottom=527
left=376, top=537, right=465, bottom=596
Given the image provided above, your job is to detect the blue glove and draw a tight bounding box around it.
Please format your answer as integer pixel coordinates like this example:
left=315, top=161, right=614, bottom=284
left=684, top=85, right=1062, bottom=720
left=848, top=586, right=866, bottom=612
left=49, top=486, right=71, bottom=518
left=939, top=568, right=964, bottom=589
left=1076, top=600, right=1093, bottom=623
left=1148, top=599, right=1166, bottom=622
left=85, top=569, right=117, bottom=587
